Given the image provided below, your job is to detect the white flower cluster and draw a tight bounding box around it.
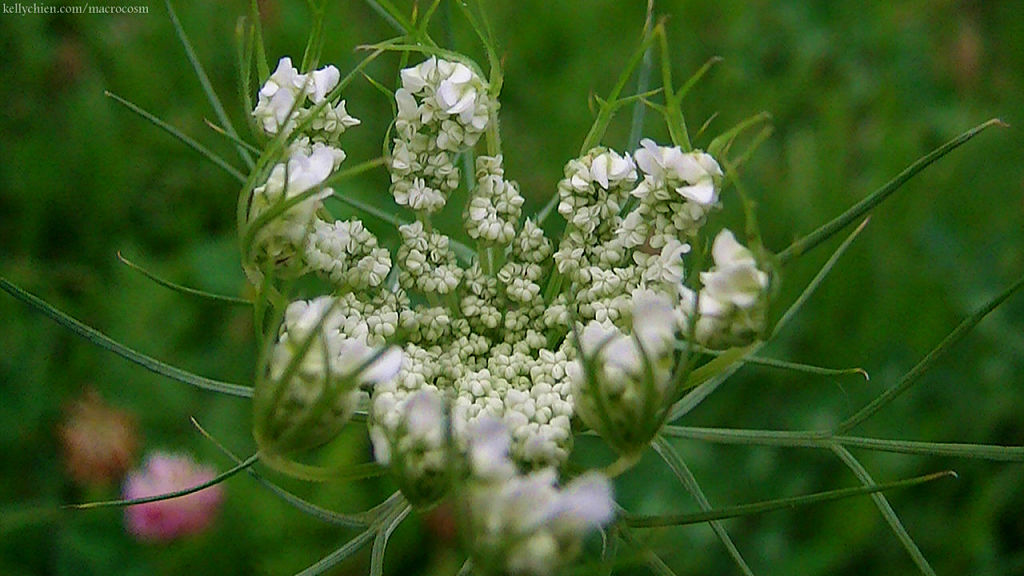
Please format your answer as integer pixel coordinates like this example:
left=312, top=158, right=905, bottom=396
left=547, top=139, right=771, bottom=450
left=369, top=388, right=448, bottom=505
left=256, top=296, right=401, bottom=454
left=397, top=221, right=464, bottom=295
left=305, top=218, right=392, bottom=291
left=465, top=155, right=524, bottom=245
left=553, top=146, right=693, bottom=329
left=246, top=58, right=391, bottom=293
left=390, top=57, right=494, bottom=214
left=246, top=141, right=344, bottom=276
left=253, top=57, right=360, bottom=142
left=681, top=229, right=771, bottom=348
left=464, top=418, right=614, bottom=575
left=628, top=137, right=724, bottom=246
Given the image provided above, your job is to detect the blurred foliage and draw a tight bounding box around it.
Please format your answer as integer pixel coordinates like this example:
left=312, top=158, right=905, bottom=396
left=1, top=0, right=1023, bottom=574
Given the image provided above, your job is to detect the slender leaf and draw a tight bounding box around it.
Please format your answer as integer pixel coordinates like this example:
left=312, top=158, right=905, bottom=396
left=625, top=470, right=954, bottom=527
left=616, top=522, right=680, bottom=576
left=105, top=92, right=245, bottom=184
left=118, top=251, right=251, bottom=306
left=661, top=425, right=1024, bottom=461
left=67, top=454, right=258, bottom=510
left=831, top=445, right=937, bottom=576
left=250, top=0, right=269, bottom=81
left=0, top=277, right=254, bottom=398
left=294, top=526, right=377, bottom=576
left=363, top=0, right=416, bottom=36
left=652, top=436, right=755, bottom=576
left=370, top=502, right=412, bottom=576
left=165, top=0, right=254, bottom=169
left=777, top=119, right=1005, bottom=265
left=836, top=272, right=1024, bottom=434
left=191, top=417, right=387, bottom=527
left=773, top=217, right=870, bottom=337
left=204, top=118, right=261, bottom=155
left=668, top=345, right=755, bottom=422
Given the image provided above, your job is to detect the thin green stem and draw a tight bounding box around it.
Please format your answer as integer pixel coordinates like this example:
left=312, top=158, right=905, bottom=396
left=0, top=277, right=254, bottom=398
left=165, top=0, right=253, bottom=169
left=118, top=251, right=251, bottom=306
left=652, top=436, right=755, bottom=575
left=831, top=445, right=937, bottom=576
left=777, top=119, right=1005, bottom=265
left=106, top=91, right=245, bottom=184
left=773, top=218, right=870, bottom=337
left=67, top=454, right=258, bottom=510
left=835, top=272, right=1024, bottom=434
left=661, top=425, right=1024, bottom=461
left=624, top=470, right=954, bottom=528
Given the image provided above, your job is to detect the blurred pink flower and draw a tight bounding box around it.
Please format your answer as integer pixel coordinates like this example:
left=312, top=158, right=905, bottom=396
left=58, top=388, right=140, bottom=487
left=123, top=451, right=224, bottom=542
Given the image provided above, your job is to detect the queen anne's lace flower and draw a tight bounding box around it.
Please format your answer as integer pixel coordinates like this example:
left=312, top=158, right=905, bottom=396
left=247, top=52, right=764, bottom=551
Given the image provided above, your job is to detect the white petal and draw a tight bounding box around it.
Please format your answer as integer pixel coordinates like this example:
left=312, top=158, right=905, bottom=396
left=591, top=155, right=610, bottom=189
left=361, top=346, right=403, bottom=384
left=634, top=138, right=661, bottom=176
left=309, top=65, right=340, bottom=102
left=711, top=229, right=754, bottom=266
left=404, top=389, right=442, bottom=438
left=676, top=181, right=717, bottom=205
left=469, top=417, right=514, bottom=480
left=551, top=472, right=614, bottom=530
left=448, top=62, right=473, bottom=84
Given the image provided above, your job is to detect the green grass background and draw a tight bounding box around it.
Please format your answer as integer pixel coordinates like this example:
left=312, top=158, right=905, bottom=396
left=1, top=1, right=1023, bottom=574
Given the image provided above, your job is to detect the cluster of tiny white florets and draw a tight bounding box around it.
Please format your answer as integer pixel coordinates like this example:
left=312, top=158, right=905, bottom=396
left=569, top=291, right=680, bottom=452
left=553, top=146, right=694, bottom=330
left=465, top=155, right=525, bottom=245
left=369, top=387, right=449, bottom=505
left=464, top=418, right=614, bottom=575
left=681, top=229, right=771, bottom=348
left=245, top=57, right=390, bottom=286
left=626, top=137, right=725, bottom=247
left=246, top=140, right=344, bottom=276
left=253, top=56, right=360, bottom=143
left=397, top=221, right=464, bottom=295
left=305, top=219, right=392, bottom=291
left=390, top=57, right=494, bottom=214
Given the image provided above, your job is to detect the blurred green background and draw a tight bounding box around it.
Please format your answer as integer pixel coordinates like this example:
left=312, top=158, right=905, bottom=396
left=2, top=0, right=1023, bottom=574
